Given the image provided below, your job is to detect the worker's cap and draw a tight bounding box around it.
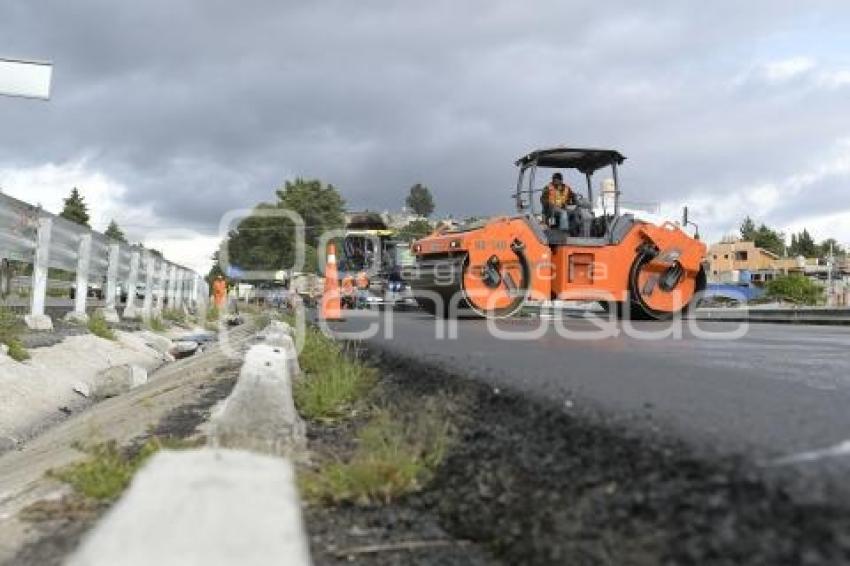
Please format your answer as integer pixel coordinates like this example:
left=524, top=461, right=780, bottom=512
left=552, top=172, right=563, bottom=181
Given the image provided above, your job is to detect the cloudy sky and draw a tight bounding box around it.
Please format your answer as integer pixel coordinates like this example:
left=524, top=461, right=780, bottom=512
left=2, top=1, right=850, bottom=271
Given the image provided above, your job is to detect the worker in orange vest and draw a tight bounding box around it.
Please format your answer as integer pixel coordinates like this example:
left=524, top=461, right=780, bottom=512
left=340, top=273, right=355, bottom=309
left=355, top=270, right=369, bottom=309
left=212, top=275, right=227, bottom=309
left=541, top=172, right=575, bottom=230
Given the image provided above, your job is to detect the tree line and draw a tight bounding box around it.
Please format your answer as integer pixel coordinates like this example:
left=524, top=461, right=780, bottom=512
left=739, top=216, right=844, bottom=258
left=57, top=187, right=128, bottom=243
left=212, top=180, right=437, bottom=281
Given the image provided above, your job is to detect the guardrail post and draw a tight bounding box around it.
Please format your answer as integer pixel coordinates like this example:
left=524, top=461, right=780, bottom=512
left=191, top=274, right=200, bottom=310
left=166, top=264, right=175, bottom=309
left=142, top=252, right=155, bottom=321
left=25, top=216, right=53, bottom=330
left=65, top=234, right=92, bottom=324
left=173, top=266, right=181, bottom=309
left=98, top=243, right=121, bottom=323
left=123, top=249, right=141, bottom=319
left=180, top=270, right=189, bottom=311
left=158, top=261, right=170, bottom=311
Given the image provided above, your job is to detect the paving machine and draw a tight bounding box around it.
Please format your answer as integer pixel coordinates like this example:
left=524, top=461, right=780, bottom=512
left=408, top=147, right=707, bottom=319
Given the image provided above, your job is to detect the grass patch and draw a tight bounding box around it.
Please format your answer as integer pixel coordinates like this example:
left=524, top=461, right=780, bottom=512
left=0, top=307, right=29, bottom=361
left=293, top=327, right=376, bottom=420
left=147, top=316, right=166, bottom=332
left=87, top=312, right=116, bottom=341
left=49, top=439, right=160, bottom=500
left=162, top=308, right=187, bottom=325
left=206, top=305, right=220, bottom=322
left=48, top=437, right=197, bottom=501
left=5, top=338, right=30, bottom=361
left=253, top=312, right=272, bottom=330
left=300, top=402, right=453, bottom=505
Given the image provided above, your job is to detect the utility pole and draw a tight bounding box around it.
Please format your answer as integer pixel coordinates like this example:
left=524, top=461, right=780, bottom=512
left=827, top=241, right=834, bottom=307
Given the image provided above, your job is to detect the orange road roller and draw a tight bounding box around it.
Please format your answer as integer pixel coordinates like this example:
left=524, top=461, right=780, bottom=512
left=407, top=147, right=707, bottom=320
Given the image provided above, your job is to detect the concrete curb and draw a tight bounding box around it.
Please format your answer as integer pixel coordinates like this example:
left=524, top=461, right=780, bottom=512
left=206, top=322, right=306, bottom=457
left=65, top=448, right=311, bottom=566
left=64, top=319, right=312, bottom=565
left=524, top=302, right=850, bottom=326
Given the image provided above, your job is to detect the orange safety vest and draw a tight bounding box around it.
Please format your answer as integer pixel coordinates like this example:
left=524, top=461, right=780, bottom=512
left=212, top=278, right=227, bottom=307
left=356, top=272, right=369, bottom=290
left=544, top=182, right=572, bottom=208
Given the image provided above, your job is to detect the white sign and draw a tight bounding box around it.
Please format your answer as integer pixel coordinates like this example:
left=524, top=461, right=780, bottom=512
left=0, top=58, right=53, bottom=100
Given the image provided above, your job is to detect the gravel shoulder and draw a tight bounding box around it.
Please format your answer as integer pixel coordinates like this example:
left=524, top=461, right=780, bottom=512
left=317, top=343, right=850, bottom=565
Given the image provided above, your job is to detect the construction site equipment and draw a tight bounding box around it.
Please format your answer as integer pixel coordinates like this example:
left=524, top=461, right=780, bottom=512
left=407, top=147, right=707, bottom=320
left=340, top=212, right=418, bottom=309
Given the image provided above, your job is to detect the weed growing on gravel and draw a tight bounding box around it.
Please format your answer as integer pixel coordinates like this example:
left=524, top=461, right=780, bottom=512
left=300, top=403, right=453, bottom=505
left=5, top=339, right=30, bottom=361
left=49, top=437, right=198, bottom=501
left=49, top=439, right=160, bottom=500
left=0, top=307, right=29, bottom=361
left=206, top=305, right=220, bottom=322
left=147, top=317, right=166, bottom=333
left=253, top=312, right=272, bottom=330
left=162, top=308, right=187, bottom=325
left=293, top=327, right=376, bottom=420
left=87, top=313, right=116, bottom=341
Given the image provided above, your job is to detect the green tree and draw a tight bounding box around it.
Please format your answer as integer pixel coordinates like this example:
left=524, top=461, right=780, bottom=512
left=755, top=225, right=785, bottom=256
left=225, top=178, right=345, bottom=276
left=206, top=250, right=226, bottom=283
left=104, top=219, right=127, bottom=243
left=405, top=183, right=435, bottom=217
left=396, top=219, right=433, bottom=242
left=60, top=187, right=90, bottom=227
left=739, top=216, right=757, bottom=241
left=765, top=274, right=822, bottom=305
left=818, top=238, right=845, bottom=258
left=788, top=229, right=817, bottom=257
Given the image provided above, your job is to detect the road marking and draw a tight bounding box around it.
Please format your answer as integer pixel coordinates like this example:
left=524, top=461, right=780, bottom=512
left=770, top=439, right=850, bottom=466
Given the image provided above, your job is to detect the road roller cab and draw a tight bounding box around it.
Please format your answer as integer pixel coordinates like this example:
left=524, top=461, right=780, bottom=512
left=409, top=147, right=707, bottom=319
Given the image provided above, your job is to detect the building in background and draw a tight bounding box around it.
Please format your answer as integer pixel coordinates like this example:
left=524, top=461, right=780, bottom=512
left=707, top=239, right=850, bottom=305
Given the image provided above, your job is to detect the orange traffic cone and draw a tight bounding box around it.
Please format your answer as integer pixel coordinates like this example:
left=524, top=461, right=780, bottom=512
left=320, top=242, right=344, bottom=321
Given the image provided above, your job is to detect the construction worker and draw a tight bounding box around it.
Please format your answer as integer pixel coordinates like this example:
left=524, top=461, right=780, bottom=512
left=212, top=275, right=227, bottom=309
left=355, top=270, right=370, bottom=309
left=541, top=172, right=575, bottom=231
left=340, top=273, right=355, bottom=309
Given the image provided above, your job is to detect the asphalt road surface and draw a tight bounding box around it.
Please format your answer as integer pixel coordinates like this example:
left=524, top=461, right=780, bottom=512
left=330, top=309, right=850, bottom=501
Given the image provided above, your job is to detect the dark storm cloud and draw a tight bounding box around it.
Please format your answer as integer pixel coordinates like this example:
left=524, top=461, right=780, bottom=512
left=2, top=1, right=850, bottom=238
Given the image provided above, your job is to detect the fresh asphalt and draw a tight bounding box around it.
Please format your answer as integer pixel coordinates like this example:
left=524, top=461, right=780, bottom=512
left=327, top=309, right=850, bottom=501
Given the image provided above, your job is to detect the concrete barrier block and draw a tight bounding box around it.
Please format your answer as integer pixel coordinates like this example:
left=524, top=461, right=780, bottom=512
left=91, top=364, right=148, bottom=400
left=24, top=313, right=53, bottom=331
left=66, top=448, right=311, bottom=566
left=257, top=322, right=300, bottom=376
left=208, top=344, right=305, bottom=458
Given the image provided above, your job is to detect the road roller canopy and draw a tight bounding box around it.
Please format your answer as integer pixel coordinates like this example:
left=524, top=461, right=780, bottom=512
left=515, top=147, right=626, bottom=175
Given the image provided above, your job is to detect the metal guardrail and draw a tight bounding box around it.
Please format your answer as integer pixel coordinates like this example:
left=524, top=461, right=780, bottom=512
left=0, top=191, right=209, bottom=328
